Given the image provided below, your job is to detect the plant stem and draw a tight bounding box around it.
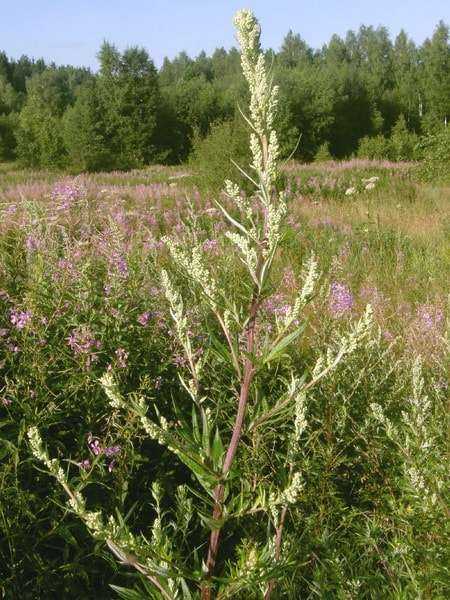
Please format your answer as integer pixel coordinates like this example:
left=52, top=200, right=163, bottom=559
left=264, top=505, right=288, bottom=599
left=201, top=288, right=261, bottom=599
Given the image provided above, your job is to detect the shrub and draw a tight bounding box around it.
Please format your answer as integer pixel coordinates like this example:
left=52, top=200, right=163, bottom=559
left=314, top=141, right=332, bottom=162
left=357, top=134, right=391, bottom=160
left=390, top=115, right=420, bottom=161
left=189, top=116, right=251, bottom=192
left=417, top=126, right=450, bottom=182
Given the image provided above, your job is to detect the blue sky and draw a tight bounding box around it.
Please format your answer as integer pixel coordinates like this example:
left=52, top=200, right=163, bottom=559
left=1, top=0, right=448, bottom=69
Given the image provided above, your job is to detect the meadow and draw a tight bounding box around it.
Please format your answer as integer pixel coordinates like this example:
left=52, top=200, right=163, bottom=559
left=0, top=10, right=449, bottom=597
left=0, top=154, right=448, bottom=598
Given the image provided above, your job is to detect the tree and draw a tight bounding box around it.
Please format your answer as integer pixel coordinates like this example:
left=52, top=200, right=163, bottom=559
left=16, top=69, right=69, bottom=167
left=393, top=30, right=420, bottom=128
left=97, top=42, right=161, bottom=168
left=421, top=21, right=450, bottom=127
left=63, top=79, right=112, bottom=172
left=278, top=30, right=313, bottom=68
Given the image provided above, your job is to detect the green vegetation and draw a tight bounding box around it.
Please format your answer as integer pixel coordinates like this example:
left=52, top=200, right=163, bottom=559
left=0, top=19, right=449, bottom=170
left=0, top=9, right=449, bottom=600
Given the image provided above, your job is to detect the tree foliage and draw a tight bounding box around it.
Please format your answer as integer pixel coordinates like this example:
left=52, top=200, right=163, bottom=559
left=0, top=19, right=448, bottom=169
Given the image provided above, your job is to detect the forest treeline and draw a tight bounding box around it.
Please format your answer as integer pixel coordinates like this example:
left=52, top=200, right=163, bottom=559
left=0, top=21, right=449, bottom=170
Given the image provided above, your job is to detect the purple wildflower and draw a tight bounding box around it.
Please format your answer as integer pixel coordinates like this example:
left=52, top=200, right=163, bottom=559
left=10, top=309, right=32, bottom=330
left=137, top=311, right=151, bottom=326
left=87, top=434, right=102, bottom=456
left=202, top=239, right=219, bottom=254
left=104, top=445, right=121, bottom=457
left=416, top=304, right=444, bottom=332
left=52, top=180, right=87, bottom=210
left=329, top=282, right=354, bottom=318
left=25, top=235, right=40, bottom=252
left=263, top=293, right=291, bottom=317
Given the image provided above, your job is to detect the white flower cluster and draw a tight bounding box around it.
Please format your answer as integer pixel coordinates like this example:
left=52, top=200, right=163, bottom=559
left=265, top=195, right=287, bottom=256
left=294, top=391, right=308, bottom=440
left=100, top=371, right=125, bottom=409
left=224, top=179, right=252, bottom=218
left=163, top=237, right=218, bottom=306
left=28, top=426, right=107, bottom=538
left=161, top=268, right=188, bottom=340
left=283, top=253, right=319, bottom=328
left=234, top=9, right=279, bottom=188
left=311, top=304, right=373, bottom=383
left=226, top=231, right=258, bottom=280
left=279, top=472, right=304, bottom=505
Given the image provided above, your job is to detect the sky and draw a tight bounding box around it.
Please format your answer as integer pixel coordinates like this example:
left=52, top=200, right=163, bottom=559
left=1, top=0, right=449, bottom=70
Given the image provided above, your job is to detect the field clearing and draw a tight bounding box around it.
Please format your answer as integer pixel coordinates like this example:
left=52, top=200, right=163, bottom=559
left=0, top=158, right=448, bottom=598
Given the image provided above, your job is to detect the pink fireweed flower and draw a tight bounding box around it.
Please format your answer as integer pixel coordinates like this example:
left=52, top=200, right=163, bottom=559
left=25, top=235, right=40, bottom=252
left=108, top=252, right=129, bottom=278
left=67, top=327, right=102, bottom=368
left=52, top=180, right=87, bottom=210
left=202, top=239, right=220, bottom=254
left=137, top=311, right=151, bottom=326
left=10, top=309, right=32, bottom=330
left=329, top=282, right=354, bottom=318
left=67, top=328, right=101, bottom=354
left=416, top=304, right=444, bottom=332
left=87, top=434, right=102, bottom=456
left=104, top=445, right=121, bottom=457
left=406, top=303, right=445, bottom=360
left=281, top=268, right=297, bottom=290
left=263, top=293, right=291, bottom=317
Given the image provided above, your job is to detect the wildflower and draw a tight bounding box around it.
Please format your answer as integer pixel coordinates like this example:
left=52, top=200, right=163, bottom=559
left=104, top=445, right=121, bottom=457
left=79, top=459, right=91, bottom=470
left=202, top=239, right=219, bottom=253
left=87, top=434, right=102, bottom=456
left=52, top=180, right=87, bottom=210
left=25, top=235, right=40, bottom=252
left=137, top=311, right=151, bottom=326
left=115, top=348, right=128, bottom=369
left=67, top=328, right=101, bottom=355
left=345, top=187, right=356, bottom=196
left=383, top=330, right=395, bottom=342
left=109, top=253, right=128, bottom=278
left=365, top=182, right=376, bottom=190
left=10, top=309, right=32, bottom=330
left=281, top=267, right=296, bottom=290
left=416, top=304, right=444, bottom=332
left=329, top=282, right=354, bottom=317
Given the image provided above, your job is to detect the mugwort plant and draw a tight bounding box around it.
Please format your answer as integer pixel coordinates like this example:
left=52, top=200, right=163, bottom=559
left=28, top=10, right=377, bottom=599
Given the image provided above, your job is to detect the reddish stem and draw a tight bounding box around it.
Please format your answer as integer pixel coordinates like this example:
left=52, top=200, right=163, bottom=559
left=201, top=291, right=260, bottom=600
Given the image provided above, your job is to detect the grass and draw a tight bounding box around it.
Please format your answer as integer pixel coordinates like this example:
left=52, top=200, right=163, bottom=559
left=0, top=159, right=448, bottom=598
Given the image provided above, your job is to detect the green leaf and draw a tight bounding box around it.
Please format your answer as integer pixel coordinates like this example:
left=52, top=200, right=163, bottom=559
left=201, top=407, right=210, bottom=458
left=262, top=322, right=306, bottom=365
left=191, top=406, right=201, bottom=444
left=211, top=428, right=225, bottom=469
